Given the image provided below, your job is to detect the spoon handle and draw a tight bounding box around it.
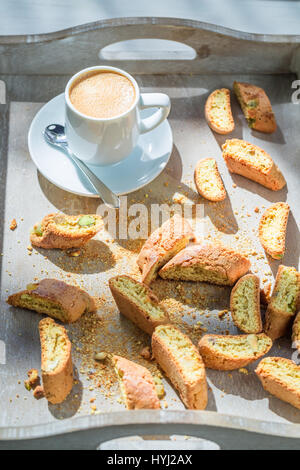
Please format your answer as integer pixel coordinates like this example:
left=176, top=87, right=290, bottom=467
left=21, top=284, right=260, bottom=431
left=65, top=147, right=120, bottom=209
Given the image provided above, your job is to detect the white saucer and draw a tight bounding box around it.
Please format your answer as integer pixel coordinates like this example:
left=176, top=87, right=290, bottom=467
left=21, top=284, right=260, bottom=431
left=28, top=93, right=173, bottom=197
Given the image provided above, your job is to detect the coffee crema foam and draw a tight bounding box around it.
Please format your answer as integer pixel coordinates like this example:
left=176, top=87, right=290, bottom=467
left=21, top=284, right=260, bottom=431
left=69, top=71, right=136, bottom=119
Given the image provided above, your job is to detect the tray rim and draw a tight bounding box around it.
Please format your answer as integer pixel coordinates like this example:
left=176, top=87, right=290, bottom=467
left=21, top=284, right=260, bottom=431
left=1, top=409, right=300, bottom=441
left=0, top=16, right=299, bottom=46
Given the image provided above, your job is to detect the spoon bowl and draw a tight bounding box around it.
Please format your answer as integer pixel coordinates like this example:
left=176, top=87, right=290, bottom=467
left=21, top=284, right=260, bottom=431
left=44, top=124, right=120, bottom=209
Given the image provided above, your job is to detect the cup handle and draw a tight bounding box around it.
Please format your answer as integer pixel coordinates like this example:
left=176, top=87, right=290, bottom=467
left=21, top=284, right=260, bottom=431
left=138, top=93, right=171, bottom=134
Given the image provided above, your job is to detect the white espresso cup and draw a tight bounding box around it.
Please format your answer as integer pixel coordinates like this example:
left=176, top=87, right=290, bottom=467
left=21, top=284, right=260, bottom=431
left=65, top=66, right=171, bottom=166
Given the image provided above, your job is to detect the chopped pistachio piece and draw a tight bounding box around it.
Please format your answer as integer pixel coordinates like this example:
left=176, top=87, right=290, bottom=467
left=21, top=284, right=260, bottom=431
left=78, top=215, right=95, bottom=227
left=34, top=223, right=43, bottom=236
left=247, top=117, right=256, bottom=128
left=24, top=380, right=31, bottom=391
left=247, top=99, right=258, bottom=108
left=94, top=352, right=107, bottom=361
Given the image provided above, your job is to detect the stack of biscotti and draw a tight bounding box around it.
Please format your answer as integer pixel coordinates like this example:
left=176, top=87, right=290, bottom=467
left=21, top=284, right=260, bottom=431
left=159, top=242, right=250, bottom=286
left=137, top=214, right=194, bottom=285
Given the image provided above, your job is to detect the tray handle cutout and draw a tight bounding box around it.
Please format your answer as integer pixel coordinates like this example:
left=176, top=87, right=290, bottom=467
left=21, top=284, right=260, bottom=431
left=99, top=434, right=220, bottom=450
left=99, top=39, right=197, bottom=62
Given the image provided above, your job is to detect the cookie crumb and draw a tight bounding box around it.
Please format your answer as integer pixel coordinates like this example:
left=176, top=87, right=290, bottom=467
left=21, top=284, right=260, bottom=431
left=24, top=368, right=40, bottom=390
left=33, top=385, right=45, bottom=400
left=218, top=309, right=228, bottom=319
left=10, top=219, right=17, bottom=231
left=154, top=376, right=165, bottom=399
left=140, top=346, right=151, bottom=360
left=66, top=248, right=82, bottom=257
left=94, top=352, right=108, bottom=361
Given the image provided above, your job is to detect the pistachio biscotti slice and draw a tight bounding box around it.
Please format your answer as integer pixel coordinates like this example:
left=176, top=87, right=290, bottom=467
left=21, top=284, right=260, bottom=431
left=137, top=214, right=194, bottom=285
left=292, top=312, right=300, bottom=350
left=39, top=318, right=73, bottom=404
left=113, top=355, right=160, bottom=409
left=159, top=243, right=250, bottom=286
left=264, top=265, right=300, bottom=340
left=204, top=88, right=235, bottom=134
left=198, top=333, right=272, bottom=370
left=222, top=139, right=286, bottom=191
left=230, top=274, right=262, bottom=333
left=7, top=278, right=95, bottom=323
left=30, top=213, right=103, bottom=249
left=255, top=357, right=300, bottom=409
left=233, top=81, right=276, bottom=133
left=152, top=325, right=207, bottom=410
left=194, top=158, right=226, bottom=202
left=109, top=275, right=169, bottom=335
left=259, top=202, right=290, bottom=260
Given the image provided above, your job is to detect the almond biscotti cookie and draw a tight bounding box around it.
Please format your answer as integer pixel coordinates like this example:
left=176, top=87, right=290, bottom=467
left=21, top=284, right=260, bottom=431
left=222, top=139, right=286, bottom=191
left=159, top=243, right=250, bottom=286
left=265, top=265, right=300, bottom=340
left=230, top=274, right=262, bottom=333
left=7, top=278, right=95, bottom=323
left=109, top=275, right=169, bottom=335
left=198, top=333, right=272, bottom=370
left=39, top=317, right=73, bottom=404
left=255, top=357, right=300, bottom=409
left=113, top=355, right=160, bottom=409
left=137, top=214, right=194, bottom=285
left=292, top=312, right=300, bottom=350
left=194, top=158, right=226, bottom=202
left=233, top=81, right=276, bottom=133
left=152, top=324, right=207, bottom=410
left=205, top=88, right=235, bottom=134
left=259, top=202, right=290, bottom=260
left=30, top=213, right=103, bottom=249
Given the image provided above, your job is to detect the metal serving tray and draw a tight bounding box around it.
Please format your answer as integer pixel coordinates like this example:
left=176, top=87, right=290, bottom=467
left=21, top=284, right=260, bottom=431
left=0, top=18, right=300, bottom=450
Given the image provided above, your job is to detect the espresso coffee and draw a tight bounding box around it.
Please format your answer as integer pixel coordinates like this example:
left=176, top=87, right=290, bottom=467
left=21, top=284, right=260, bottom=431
left=69, top=71, right=136, bottom=119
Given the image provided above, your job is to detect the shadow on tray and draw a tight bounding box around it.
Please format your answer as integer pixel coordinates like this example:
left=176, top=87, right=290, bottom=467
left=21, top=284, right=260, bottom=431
left=37, top=171, right=100, bottom=214
left=250, top=125, right=286, bottom=146
left=229, top=173, right=288, bottom=203
left=48, top=365, right=82, bottom=419
left=266, top=211, right=300, bottom=277
left=34, top=239, right=116, bottom=274
left=267, top=397, right=300, bottom=424
left=204, top=196, right=238, bottom=234
left=151, top=278, right=231, bottom=310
